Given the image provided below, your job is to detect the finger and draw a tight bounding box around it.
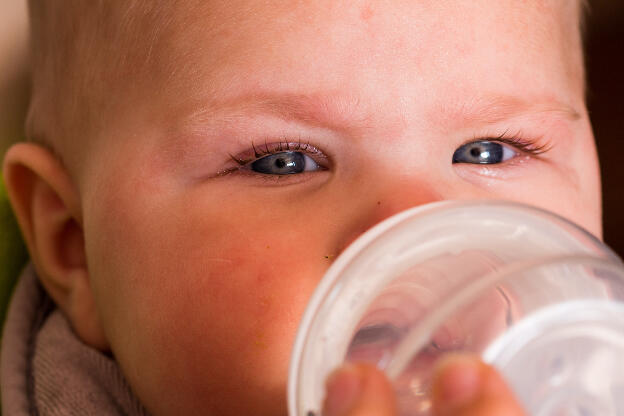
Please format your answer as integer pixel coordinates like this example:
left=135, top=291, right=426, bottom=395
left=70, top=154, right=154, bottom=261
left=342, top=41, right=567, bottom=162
left=431, top=354, right=527, bottom=416
left=323, top=363, right=397, bottom=416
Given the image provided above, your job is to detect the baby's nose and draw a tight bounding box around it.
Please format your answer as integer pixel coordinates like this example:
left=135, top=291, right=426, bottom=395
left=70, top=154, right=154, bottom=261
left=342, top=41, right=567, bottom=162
left=333, top=183, right=445, bottom=256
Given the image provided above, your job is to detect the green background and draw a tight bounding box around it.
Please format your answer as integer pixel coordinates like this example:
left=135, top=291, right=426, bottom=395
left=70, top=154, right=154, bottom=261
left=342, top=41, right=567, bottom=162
left=0, top=176, right=28, bottom=336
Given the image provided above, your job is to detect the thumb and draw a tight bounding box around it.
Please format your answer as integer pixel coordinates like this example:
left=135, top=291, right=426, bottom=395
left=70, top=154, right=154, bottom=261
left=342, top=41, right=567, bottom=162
left=431, top=354, right=527, bottom=416
left=323, top=363, right=397, bottom=416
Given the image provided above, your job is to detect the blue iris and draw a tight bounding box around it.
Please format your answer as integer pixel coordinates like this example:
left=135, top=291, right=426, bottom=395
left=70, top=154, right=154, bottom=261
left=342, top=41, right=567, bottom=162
left=251, top=151, right=307, bottom=175
left=452, top=141, right=511, bottom=164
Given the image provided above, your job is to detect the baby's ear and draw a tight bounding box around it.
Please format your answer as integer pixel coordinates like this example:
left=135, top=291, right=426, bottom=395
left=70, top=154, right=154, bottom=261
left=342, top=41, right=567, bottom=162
left=2, top=142, right=109, bottom=351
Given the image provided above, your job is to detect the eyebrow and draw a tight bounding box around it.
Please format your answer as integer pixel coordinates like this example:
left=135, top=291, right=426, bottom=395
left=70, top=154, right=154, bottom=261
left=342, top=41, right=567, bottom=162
left=183, top=91, right=368, bottom=132
left=436, top=94, right=582, bottom=128
left=182, top=90, right=581, bottom=134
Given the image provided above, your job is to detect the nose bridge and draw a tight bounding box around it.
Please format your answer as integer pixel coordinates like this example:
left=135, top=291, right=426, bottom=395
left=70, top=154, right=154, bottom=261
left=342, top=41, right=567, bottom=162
left=332, top=174, right=446, bottom=256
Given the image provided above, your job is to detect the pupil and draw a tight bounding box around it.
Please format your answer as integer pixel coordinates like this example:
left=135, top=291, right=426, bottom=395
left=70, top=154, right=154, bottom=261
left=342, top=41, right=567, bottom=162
left=470, top=147, right=482, bottom=157
left=275, top=158, right=286, bottom=168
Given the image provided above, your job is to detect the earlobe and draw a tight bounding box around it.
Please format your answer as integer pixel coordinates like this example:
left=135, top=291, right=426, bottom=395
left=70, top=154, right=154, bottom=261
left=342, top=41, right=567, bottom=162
left=2, top=142, right=109, bottom=351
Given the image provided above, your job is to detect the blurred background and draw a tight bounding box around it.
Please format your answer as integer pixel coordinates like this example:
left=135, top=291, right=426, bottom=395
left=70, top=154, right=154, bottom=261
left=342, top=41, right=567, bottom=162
left=0, top=1, right=622, bottom=255
left=585, top=0, right=624, bottom=257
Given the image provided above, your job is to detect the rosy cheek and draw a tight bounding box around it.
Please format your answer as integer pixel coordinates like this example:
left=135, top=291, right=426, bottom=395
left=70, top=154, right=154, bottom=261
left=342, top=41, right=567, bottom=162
left=166, top=209, right=322, bottom=356
left=87, top=171, right=340, bottom=412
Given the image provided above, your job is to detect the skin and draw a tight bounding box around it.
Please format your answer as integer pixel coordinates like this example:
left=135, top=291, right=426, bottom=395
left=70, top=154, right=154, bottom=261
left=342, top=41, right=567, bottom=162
left=3, top=0, right=600, bottom=415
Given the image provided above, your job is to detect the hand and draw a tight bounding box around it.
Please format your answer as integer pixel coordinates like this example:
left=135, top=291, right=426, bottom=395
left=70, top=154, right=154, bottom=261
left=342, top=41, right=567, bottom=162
left=322, top=354, right=526, bottom=416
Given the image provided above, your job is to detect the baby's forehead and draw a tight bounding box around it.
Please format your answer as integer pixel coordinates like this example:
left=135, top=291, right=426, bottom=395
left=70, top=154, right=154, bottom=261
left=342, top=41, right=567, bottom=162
left=157, top=0, right=579, bottom=55
left=35, top=0, right=585, bottom=105
left=148, top=0, right=584, bottom=116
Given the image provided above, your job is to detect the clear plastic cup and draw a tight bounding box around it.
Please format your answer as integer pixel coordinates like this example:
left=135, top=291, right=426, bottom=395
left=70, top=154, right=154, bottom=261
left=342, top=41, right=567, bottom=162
left=288, top=200, right=624, bottom=416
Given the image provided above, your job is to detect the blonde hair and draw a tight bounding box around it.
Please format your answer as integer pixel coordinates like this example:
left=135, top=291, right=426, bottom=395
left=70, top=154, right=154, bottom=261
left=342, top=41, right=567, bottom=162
left=26, top=1, right=178, bottom=158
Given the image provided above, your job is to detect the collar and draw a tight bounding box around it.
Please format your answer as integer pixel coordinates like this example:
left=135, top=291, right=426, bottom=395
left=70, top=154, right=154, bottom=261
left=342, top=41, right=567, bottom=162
left=1, top=264, right=149, bottom=415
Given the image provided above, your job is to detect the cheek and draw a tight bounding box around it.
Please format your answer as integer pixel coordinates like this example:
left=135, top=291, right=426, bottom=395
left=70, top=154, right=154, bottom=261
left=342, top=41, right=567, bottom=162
left=157, top=215, right=330, bottom=413
left=86, top=182, right=331, bottom=414
left=167, top=221, right=318, bottom=356
left=510, top=169, right=601, bottom=239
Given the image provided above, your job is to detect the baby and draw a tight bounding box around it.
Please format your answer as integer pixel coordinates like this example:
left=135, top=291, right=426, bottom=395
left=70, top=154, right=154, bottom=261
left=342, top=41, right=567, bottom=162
left=1, top=0, right=598, bottom=415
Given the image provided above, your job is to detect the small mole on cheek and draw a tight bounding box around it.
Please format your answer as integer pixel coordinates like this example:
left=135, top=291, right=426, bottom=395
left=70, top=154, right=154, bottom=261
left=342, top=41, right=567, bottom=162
left=360, top=4, right=374, bottom=21
left=254, top=332, right=268, bottom=350
left=259, top=295, right=272, bottom=313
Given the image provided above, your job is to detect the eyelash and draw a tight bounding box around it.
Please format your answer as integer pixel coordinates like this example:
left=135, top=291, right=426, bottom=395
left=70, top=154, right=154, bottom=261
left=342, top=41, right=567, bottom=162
left=229, top=139, right=323, bottom=166
left=476, top=131, right=553, bottom=157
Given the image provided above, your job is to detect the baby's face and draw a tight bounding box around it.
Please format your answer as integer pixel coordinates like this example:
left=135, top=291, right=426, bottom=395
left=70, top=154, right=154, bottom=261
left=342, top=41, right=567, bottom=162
left=74, top=1, right=599, bottom=414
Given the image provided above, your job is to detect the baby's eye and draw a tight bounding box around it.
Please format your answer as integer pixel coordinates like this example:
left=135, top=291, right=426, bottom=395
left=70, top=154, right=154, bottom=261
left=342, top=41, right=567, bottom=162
left=250, top=151, right=320, bottom=175
left=452, top=140, right=517, bottom=164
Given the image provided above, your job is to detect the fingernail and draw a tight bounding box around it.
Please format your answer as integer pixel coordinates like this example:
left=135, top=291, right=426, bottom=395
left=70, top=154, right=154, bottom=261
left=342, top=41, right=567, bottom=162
left=432, top=354, right=484, bottom=411
left=324, top=364, right=364, bottom=416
